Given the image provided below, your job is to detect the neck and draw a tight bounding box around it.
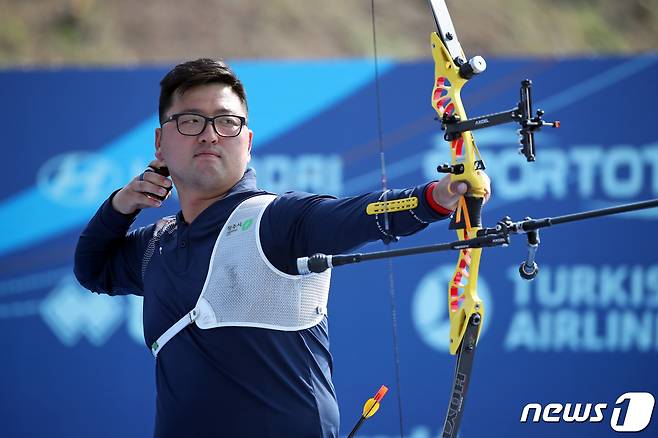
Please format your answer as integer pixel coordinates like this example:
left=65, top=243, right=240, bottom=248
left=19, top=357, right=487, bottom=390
left=174, top=170, right=248, bottom=223
left=176, top=177, right=239, bottom=223
left=179, top=191, right=228, bottom=224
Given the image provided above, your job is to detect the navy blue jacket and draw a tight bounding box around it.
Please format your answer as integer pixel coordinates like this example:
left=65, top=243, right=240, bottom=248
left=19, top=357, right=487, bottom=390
left=74, top=169, right=448, bottom=438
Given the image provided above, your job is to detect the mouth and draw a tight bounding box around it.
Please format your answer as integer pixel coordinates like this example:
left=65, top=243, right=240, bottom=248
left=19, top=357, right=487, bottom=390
left=194, top=151, right=221, bottom=158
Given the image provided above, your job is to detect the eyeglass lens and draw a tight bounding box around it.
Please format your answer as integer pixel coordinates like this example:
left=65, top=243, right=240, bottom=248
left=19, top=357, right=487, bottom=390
left=176, top=114, right=243, bottom=137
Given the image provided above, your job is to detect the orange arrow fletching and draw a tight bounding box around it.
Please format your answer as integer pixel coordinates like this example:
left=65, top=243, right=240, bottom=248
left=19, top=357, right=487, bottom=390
left=374, top=385, right=388, bottom=402
left=361, top=385, right=389, bottom=418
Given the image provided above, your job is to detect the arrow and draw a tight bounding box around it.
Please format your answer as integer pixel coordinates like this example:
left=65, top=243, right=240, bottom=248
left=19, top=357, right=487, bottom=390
left=347, top=385, right=389, bottom=438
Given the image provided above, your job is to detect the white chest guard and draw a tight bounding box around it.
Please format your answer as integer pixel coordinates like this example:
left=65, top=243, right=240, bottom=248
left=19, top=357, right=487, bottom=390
left=151, top=194, right=331, bottom=357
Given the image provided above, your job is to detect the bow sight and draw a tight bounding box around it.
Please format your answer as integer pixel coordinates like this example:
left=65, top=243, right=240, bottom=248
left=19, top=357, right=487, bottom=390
left=438, top=79, right=561, bottom=166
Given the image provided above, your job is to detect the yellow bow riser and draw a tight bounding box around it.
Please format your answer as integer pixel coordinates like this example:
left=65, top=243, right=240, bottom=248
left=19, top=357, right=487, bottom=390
left=430, top=32, right=486, bottom=355
left=448, top=233, right=484, bottom=355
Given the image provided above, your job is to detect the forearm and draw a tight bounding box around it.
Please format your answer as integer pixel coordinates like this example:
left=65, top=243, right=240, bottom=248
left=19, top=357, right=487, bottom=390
left=262, top=183, right=451, bottom=274
left=74, top=192, right=145, bottom=296
left=307, top=183, right=449, bottom=251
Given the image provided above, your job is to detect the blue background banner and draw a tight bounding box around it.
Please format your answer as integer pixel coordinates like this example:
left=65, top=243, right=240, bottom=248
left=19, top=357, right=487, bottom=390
left=1, top=56, right=657, bottom=437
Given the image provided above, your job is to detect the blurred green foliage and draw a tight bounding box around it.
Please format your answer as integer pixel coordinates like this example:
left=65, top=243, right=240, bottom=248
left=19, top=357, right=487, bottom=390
left=1, top=0, right=656, bottom=67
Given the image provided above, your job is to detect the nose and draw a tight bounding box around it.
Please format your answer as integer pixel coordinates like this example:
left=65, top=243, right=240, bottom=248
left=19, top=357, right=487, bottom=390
left=198, top=119, right=219, bottom=143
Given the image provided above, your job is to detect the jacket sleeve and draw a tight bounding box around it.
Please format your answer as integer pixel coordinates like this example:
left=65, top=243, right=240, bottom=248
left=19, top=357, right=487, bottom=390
left=261, top=182, right=450, bottom=274
left=73, top=191, right=153, bottom=296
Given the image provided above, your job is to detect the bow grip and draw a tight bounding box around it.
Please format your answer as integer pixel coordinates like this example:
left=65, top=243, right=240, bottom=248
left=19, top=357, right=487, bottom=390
left=449, top=195, right=483, bottom=230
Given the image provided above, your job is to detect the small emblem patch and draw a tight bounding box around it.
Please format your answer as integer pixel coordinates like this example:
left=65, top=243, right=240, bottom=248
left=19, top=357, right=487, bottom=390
left=241, top=218, right=253, bottom=231
left=226, top=218, right=254, bottom=236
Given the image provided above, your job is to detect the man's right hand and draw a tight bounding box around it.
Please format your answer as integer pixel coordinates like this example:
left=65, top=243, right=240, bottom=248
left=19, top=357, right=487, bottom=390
left=111, top=160, right=173, bottom=214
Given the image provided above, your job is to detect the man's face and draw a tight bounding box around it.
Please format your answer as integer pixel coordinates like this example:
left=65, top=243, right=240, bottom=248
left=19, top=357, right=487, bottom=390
left=155, top=83, right=252, bottom=196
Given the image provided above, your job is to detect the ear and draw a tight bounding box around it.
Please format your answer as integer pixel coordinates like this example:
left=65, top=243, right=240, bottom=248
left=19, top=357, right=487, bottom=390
left=155, top=127, right=164, bottom=162
left=247, top=129, right=253, bottom=158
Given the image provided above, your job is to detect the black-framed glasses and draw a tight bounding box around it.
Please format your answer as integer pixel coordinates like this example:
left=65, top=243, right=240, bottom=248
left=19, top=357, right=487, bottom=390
left=162, top=113, right=247, bottom=137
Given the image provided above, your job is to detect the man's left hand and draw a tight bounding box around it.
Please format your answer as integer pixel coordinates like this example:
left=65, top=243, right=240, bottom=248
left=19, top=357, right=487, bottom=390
left=431, top=172, right=492, bottom=211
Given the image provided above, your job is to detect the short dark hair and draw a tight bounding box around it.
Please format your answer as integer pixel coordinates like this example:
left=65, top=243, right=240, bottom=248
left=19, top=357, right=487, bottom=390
left=158, top=58, right=248, bottom=123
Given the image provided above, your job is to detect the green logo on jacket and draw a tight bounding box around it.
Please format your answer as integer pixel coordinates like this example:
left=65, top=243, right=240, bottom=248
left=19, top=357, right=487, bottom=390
left=241, top=218, right=253, bottom=231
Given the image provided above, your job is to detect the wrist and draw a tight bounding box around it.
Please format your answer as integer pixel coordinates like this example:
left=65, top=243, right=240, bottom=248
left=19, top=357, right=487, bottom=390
left=425, top=182, right=453, bottom=215
left=110, top=189, right=138, bottom=216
